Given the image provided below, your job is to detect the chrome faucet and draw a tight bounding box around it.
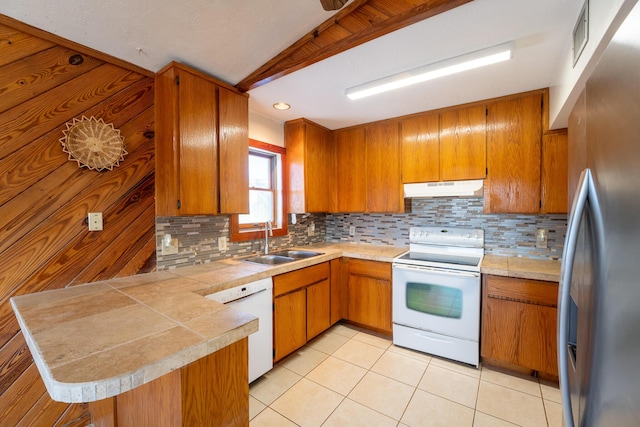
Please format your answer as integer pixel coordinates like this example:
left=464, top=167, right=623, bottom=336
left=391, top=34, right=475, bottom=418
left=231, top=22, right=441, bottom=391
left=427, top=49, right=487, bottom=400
left=264, top=220, right=273, bottom=254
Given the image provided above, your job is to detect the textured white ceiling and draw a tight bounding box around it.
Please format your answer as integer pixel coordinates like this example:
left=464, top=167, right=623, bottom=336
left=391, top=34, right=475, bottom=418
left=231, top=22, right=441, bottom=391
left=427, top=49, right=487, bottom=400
left=0, top=0, right=583, bottom=129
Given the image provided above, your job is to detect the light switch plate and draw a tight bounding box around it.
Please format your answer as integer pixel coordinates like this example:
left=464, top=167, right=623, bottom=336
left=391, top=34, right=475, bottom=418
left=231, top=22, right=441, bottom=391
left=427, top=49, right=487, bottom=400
left=349, top=225, right=355, bottom=237
left=536, top=229, right=548, bottom=249
left=218, top=236, right=228, bottom=251
left=88, top=212, right=103, bottom=231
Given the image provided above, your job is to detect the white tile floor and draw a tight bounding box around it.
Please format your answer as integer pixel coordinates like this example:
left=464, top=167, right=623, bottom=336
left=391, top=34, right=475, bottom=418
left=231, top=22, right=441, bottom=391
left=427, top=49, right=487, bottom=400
left=249, top=323, right=563, bottom=427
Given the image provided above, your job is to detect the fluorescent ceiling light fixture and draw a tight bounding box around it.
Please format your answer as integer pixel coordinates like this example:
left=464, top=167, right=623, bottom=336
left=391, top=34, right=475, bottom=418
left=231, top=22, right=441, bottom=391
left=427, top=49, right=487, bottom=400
left=345, top=41, right=514, bottom=100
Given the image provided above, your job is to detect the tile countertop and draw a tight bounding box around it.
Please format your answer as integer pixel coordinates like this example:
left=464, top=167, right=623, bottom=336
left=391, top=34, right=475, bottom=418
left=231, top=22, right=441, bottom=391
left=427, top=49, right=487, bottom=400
left=10, top=243, right=406, bottom=404
left=481, top=254, right=561, bottom=283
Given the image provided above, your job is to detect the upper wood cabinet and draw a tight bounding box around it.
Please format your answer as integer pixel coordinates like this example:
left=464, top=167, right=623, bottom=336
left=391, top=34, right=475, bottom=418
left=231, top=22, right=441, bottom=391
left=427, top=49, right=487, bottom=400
left=155, top=62, right=249, bottom=216
left=285, top=118, right=336, bottom=213
left=366, top=121, right=403, bottom=213
left=485, top=92, right=543, bottom=213
left=289, top=88, right=562, bottom=215
left=218, top=86, right=250, bottom=214
left=400, top=112, right=440, bottom=183
left=400, top=105, right=486, bottom=183
left=439, top=105, right=487, bottom=181
left=541, top=129, right=568, bottom=214
left=335, top=127, right=367, bottom=212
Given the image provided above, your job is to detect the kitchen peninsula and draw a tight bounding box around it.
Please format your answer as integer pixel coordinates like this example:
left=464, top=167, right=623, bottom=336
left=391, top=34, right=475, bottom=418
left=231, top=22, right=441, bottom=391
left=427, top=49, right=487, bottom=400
left=10, top=243, right=404, bottom=426
left=11, top=269, right=259, bottom=425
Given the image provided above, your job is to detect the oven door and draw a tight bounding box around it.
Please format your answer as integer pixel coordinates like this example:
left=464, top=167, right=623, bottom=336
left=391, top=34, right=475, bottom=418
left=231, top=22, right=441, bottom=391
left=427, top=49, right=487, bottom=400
left=392, top=263, right=480, bottom=342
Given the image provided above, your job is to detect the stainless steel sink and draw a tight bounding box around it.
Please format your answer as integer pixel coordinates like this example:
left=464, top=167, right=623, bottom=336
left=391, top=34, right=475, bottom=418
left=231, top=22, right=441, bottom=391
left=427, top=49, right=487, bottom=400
left=270, top=250, right=324, bottom=259
left=242, top=250, right=323, bottom=265
left=242, top=254, right=295, bottom=265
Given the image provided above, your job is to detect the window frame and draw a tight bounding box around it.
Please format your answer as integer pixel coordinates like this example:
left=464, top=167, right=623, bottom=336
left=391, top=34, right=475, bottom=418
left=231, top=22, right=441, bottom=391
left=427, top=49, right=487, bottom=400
left=238, top=150, right=277, bottom=230
left=230, top=139, right=287, bottom=242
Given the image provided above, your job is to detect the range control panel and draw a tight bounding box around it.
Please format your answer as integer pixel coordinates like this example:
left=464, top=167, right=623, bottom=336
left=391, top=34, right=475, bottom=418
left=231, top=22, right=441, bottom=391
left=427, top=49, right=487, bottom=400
left=408, top=226, right=484, bottom=248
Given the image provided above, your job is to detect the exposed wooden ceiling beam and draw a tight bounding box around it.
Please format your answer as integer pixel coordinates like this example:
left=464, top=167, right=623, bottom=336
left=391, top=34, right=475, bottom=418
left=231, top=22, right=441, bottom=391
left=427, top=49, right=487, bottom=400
left=235, top=0, right=474, bottom=92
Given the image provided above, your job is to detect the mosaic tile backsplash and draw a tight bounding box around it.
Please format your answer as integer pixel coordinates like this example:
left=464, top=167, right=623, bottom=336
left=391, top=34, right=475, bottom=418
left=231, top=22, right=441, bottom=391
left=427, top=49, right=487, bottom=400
left=156, top=196, right=567, bottom=270
left=156, top=214, right=327, bottom=270
left=326, top=197, right=566, bottom=260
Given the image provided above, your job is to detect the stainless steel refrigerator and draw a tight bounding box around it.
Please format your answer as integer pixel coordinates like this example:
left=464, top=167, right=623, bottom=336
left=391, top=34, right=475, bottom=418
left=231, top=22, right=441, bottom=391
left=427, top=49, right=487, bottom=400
left=559, top=2, right=640, bottom=426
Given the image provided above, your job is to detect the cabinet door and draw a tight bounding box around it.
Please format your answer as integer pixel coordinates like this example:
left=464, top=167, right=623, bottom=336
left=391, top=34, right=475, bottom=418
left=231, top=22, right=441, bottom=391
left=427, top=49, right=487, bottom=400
left=346, top=260, right=392, bottom=334
left=486, top=93, right=542, bottom=213
left=285, top=119, right=334, bottom=213
left=366, top=122, right=402, bottom=213
left=519, top=303, right=558, bottom=375
left=218, top=86, right=249, bottom=214
left=481, top=296, right=520, bottom=364
left=178, top=70, right=219, bottom=215
left=541, top=130, right=568, bottom=214
left=335, top=127, right=367, bottom=212
left=440, top=105, right=487, bottom=181
left=482, top=297, right=557, bottom=375
left=347, top=275, right=392, bottom=333
left=307, top=278, right=331, bottom=340
left=400, top=113, right=439, bottom=183
left=306, top=123, right=335, bottom=212
left=155, top=66, right=180, bottom=216
left=274, top=289, right=307, bottom=361
left=286, top=120, right=306, bottom=213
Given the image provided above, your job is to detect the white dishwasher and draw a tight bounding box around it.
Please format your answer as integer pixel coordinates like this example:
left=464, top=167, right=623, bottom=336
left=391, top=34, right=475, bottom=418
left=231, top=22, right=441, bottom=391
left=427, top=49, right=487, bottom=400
left=206, top=277, right=273, bottom=383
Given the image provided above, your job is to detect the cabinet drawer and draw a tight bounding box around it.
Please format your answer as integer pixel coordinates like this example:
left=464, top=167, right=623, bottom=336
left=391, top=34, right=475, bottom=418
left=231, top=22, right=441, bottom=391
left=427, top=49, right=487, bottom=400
left=485, top=275, right=557, bottom=307
left=274, top=262, right=330, bottom=297
left=348, top=259, right=391, bottom=280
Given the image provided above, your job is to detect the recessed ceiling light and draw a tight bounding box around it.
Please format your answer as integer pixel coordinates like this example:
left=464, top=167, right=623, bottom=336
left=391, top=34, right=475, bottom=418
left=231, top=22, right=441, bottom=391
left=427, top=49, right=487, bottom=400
left=273, top=102, right=291, bottom=110
left=345, top=41, right=514, bottom=100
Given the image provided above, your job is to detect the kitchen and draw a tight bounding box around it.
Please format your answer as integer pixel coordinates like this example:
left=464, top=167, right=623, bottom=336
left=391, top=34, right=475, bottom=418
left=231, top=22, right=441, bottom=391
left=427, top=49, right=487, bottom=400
left=1, top=0, right=638, bottom=426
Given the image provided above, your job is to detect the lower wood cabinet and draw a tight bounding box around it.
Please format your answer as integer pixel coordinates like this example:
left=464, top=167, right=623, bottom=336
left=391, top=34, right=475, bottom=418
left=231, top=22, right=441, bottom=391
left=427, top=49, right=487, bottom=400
left=273, top=262, right=331, bottom=361
left=274, top=289, right=307, bottom=361
left=306, top=278, right=331, bottom=340
left=345, top=259, right=392, bottom=335
left=89, top=339, right=249, bottom=426
left=481, top=275, right=558, bottom=377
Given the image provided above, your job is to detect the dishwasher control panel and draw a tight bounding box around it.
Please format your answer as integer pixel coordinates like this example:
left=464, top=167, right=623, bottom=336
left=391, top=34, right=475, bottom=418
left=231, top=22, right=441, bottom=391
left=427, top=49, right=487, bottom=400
left=206, top=277, right=273, bottom=304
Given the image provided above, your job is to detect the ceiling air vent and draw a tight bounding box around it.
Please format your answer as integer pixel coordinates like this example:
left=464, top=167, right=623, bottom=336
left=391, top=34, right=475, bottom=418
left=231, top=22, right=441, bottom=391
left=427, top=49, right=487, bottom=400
left=573, top=0, right=589, bottom=67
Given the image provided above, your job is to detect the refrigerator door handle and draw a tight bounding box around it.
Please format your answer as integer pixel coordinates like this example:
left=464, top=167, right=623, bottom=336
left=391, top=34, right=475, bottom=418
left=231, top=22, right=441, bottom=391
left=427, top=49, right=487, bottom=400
left=558, top=168, right=591, bottom=427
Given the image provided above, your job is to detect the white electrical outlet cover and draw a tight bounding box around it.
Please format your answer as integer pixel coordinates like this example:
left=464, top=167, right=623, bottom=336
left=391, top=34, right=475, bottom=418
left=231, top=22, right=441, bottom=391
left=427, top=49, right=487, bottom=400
left=88, top=212, right=103, bottom=231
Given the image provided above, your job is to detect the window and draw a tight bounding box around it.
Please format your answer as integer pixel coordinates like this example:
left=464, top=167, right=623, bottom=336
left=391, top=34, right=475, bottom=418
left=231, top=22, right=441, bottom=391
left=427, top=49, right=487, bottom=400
left=230, top=139, right=287, bottom=242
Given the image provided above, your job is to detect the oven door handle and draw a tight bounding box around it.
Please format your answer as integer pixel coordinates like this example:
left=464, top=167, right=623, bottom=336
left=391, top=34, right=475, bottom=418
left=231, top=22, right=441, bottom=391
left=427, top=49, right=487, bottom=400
left=392, top=263, right=479, bottom=278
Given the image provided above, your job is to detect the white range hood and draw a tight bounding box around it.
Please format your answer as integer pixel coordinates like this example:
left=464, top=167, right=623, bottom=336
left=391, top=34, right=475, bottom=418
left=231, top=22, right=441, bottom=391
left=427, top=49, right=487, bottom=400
left=404, top=179, right=484, bottom=198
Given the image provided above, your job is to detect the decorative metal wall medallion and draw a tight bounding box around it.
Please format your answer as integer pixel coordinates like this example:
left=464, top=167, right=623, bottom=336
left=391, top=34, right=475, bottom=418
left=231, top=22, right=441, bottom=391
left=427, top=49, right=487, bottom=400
left=60, top=116, right=127, bottom=171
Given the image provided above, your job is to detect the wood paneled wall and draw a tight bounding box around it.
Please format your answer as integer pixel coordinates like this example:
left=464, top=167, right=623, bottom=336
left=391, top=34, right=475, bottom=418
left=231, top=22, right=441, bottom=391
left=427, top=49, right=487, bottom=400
left=0, top=16, right=156, bottom=426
